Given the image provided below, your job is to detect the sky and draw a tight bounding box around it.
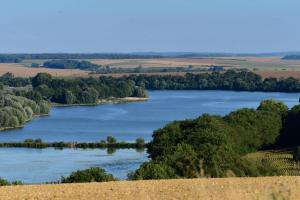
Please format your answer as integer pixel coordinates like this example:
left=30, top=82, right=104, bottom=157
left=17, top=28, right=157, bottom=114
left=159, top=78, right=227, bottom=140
left=0, top=0, right=299, bottom=53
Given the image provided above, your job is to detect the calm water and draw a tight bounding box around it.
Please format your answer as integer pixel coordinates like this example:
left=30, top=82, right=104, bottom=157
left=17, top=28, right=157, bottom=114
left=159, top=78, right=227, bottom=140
left=0, top=90, right=300, bottom=183
left=0, top=148, right=148, bottom=183
left=1, top=90, right=300, bottom=142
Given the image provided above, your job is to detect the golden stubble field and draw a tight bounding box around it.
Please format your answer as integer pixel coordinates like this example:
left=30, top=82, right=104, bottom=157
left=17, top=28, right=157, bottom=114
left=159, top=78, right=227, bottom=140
left=0, top=63, right=89, bottom=77
left=89, top=57, right=300, bottom=70
left=0, top=177, right=299, bottom=200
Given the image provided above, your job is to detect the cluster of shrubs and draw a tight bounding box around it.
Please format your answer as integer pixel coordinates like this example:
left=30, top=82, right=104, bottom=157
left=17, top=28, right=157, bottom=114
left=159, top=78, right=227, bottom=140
left=0, top=178, right=22, bottom=186
left=129, top=100, right=300, bottom=179
left=61, top=167, right=116, bottom=183
left=0, top=94, right=50, bottom=129
left=43, top=60, right=100, bottom=71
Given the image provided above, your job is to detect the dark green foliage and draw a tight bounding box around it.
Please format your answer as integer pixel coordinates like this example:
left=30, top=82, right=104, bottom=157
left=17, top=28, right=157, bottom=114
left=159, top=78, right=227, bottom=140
left=279, top=105, right=300, bottom=147
left=61, top=167, right=116, bottom=183
left=0, top=73, right=31, bottom=87
left=26, top=73, right=146, bottom=105
left=43, top=60, right=100, bottom=71
left=257, top=99, right=289, bottom=115
left=0, top=178, right=10, bottom=186
left=32, top=73, right=52, bottom=87
left=0, top=178, right=23, bottom=186
left=132, top=100, right=288, bottom=180
left=129, top=161, right=177, bottom=180
left=225, top=108, right=283, bottom=152
left=127, top=70, right=300, bottom=92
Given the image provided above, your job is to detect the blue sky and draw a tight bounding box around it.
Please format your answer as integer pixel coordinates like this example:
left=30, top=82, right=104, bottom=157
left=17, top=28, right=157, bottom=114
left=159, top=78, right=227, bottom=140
left=0, top=0, right=299, bottom=53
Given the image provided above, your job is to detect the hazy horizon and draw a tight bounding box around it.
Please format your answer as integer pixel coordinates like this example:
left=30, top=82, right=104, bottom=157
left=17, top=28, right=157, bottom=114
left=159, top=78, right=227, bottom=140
left=1, top=0, right=300, bottom=53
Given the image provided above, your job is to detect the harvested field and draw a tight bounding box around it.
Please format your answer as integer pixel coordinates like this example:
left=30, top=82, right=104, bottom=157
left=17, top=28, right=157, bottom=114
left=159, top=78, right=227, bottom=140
left=0, top=63, right=89, bottom=77
left=256, top=70, right=300, bottom=79
left=89, top=57, right=300, bottom=71
left=0, top=177, right=299, bottom=200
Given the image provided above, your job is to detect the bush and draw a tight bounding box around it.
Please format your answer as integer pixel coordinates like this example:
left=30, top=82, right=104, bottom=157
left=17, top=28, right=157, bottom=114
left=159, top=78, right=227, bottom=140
left=61, top=167, right=116, bottom=183
left=129, top=161, right=177, bottom=180
left=0, top=178, right=10, bottom=186
left=136, top=138, right=145, bottom=148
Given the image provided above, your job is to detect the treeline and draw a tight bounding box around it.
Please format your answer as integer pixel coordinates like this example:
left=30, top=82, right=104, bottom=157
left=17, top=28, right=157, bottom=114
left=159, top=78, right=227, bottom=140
left=0, top=137, right=146, bottom=149
left=0, top=55, right=22, bottom=63
left=43, top=60, right=100, bottom=71
left=282, top=55, right=300, bottom=60
left=0, top=73, right=31, bottom=87
left=0, top=53, right=163, bottom=63
left=10, top=73, right=148, bottom=104
left=127, top=70, right=300, bottom=92
left=3, top=70, right=300, bottom=94
left=129, top=100, right=300, bottom=179
left=0, top=94, right=50, bottom=130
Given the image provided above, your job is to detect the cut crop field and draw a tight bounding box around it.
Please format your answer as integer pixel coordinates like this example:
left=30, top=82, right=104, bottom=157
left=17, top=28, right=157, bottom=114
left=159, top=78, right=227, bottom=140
left=0, top=177, right=299, bottom=200
left=1, top=56, right=300, bottom=78
left=89, top=57, right=300, bottom=71
left=0, top=63, right=89, bottom=77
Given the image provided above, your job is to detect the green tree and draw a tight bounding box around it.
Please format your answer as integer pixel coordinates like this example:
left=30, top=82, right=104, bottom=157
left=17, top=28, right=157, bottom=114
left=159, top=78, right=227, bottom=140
left=61, top=167, right=116, bottom=183
left=107, top=135, right=117, bottom=144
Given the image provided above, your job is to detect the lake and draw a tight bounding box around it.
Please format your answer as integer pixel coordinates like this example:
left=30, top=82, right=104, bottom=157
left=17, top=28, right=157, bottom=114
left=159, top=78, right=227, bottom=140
left=0, top=90, right=299, bottom=142
left=0, top=90, right=300, bottom=183
left=0, top=148, right=148, bottom=183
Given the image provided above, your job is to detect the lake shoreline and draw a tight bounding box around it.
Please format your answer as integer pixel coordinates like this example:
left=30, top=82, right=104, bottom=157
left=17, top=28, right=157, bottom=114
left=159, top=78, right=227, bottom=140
left=0, top=113, right=50, bottom=131
left=52, top=97, right=149, bottom=107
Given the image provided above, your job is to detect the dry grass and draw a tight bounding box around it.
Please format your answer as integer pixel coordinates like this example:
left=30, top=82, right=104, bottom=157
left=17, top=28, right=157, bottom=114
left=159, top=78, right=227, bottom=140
left=0, top=177, right=299, bottom=200
left=0, top=63, right=89, bottom=77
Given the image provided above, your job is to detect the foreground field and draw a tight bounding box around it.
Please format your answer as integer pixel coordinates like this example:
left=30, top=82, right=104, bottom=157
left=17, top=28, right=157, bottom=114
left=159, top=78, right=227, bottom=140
left=0, top=177, right=299, bottom=200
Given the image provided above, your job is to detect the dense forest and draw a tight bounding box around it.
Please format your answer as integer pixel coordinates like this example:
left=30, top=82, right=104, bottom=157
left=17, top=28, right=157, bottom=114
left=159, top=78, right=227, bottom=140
left=0, top=53, right=163, bottom=63
left=43, top=60, right=100, bottom=71
left=0, top=73, right=148, bottom=104
left=282, top=55, right=300, bottom=60
left=130, top=100, right=300, bottom=179
left=0, top=94, right=50, bottom=130
left=127, top=70, right=300, bottom=92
